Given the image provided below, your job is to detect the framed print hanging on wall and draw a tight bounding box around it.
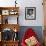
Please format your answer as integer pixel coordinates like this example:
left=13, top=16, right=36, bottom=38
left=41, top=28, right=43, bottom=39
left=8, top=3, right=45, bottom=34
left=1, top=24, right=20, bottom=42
left=25, top=7, right=36, bottom=20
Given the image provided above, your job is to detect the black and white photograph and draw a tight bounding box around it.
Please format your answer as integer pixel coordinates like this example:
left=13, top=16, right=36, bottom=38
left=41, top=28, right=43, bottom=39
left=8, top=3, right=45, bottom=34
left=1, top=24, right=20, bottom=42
left=25, top=7, right=36, bottom=20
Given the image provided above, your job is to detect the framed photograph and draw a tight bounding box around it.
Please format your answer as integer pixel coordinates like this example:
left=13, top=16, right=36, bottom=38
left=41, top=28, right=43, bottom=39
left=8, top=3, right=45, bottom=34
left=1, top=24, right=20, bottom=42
left=8, top=16, right=18, bottom=24
left=25, top=7, right=36, bottom=20
left=2, top=16, right=18, bottom=24
left=2, top=10, right=9, bottom=15
left=9, top=10, right=18, bottom=15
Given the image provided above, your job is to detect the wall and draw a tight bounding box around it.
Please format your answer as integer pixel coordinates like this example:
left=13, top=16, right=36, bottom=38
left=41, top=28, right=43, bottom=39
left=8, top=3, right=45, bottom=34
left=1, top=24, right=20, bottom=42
left=18, top=0, right=44, bottom=26
left=0, top=0, right=44, bottom=26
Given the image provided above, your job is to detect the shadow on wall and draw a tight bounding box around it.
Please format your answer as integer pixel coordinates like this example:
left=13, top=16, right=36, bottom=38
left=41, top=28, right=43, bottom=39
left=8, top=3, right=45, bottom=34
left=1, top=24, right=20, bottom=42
left=18, top=26, right=44, bottom=44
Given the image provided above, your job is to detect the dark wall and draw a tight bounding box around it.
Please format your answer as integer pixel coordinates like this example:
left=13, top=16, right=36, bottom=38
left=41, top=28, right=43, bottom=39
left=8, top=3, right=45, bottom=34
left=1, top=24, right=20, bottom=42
left=18, top=26, right=44, bottom=43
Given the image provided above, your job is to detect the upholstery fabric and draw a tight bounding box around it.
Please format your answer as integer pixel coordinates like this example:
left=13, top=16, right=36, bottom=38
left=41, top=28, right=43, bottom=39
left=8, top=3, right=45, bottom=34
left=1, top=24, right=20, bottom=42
left=21, top=28, right=41, bottom=46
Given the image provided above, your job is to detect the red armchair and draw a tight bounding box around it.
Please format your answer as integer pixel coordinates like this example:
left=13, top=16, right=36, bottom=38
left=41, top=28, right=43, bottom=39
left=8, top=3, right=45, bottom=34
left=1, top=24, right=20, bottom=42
left=21, top=28, right=41, bottom=46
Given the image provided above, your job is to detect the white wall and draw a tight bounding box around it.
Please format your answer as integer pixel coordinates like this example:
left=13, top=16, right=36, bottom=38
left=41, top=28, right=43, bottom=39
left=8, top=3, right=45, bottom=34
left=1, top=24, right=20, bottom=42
left=0, top=0, right=44, bottom=26
left=18, top=0, right=44, bottom=26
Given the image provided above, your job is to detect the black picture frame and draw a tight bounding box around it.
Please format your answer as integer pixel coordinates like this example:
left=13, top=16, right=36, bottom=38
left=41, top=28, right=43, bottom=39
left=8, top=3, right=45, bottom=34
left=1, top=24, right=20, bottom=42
left=25, top=7, right=36, bottom=20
